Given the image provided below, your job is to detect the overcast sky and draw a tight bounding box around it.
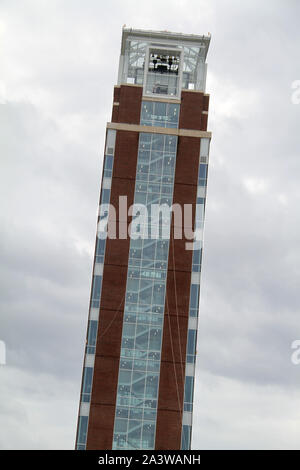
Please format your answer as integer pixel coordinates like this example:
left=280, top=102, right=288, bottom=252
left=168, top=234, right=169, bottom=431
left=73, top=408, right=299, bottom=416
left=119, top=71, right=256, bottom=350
left=1, top=0, right=300, bottom=450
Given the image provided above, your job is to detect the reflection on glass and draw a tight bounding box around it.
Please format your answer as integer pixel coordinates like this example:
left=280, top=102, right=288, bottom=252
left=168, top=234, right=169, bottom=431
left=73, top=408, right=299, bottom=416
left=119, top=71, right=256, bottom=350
left=140, top=101, right=179, bottom=129
left=112, top=132, right=178, bottom=449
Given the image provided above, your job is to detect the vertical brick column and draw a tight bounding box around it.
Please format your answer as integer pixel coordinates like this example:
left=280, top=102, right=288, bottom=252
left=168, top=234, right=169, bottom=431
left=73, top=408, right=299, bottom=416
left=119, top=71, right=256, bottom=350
left=86, top=123, right=140, bottom=449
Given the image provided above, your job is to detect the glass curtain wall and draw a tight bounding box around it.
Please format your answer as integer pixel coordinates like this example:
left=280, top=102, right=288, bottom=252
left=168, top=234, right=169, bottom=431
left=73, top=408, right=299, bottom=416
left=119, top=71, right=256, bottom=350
left=112, top=131, right=178, bottom=449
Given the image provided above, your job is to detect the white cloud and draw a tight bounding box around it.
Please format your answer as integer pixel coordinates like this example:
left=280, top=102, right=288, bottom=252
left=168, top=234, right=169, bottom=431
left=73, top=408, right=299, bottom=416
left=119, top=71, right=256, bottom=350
left=243, top=177, right=269, bottom=195
left=0, top=366, right=79, bottom=449
left=192, top=371, right=300, bottom=449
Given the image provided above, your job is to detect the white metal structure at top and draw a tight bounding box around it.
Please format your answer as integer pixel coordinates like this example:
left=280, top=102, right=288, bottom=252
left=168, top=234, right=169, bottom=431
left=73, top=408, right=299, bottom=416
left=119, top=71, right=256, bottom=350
left=118, top=27, right=211, bottom=99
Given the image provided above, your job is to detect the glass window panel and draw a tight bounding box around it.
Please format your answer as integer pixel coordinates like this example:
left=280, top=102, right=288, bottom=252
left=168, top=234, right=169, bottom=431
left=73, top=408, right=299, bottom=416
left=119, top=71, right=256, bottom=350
left=187, top=354, right=195, bottom=363
left=106, top=129, right=116, bottom=154
left=132, top=371, right=146, bottom=397
left=118, top=381, right=131, bottom=397
left=126, top=292, right=138, bottom=304
left=184, top=375, right=194, bottom=404
left=141, top=422, right=155, bottom=449
left=146, top=360, right=160, bottom=372
left=141, top=101, right=179, bottom=129
left=165, top=135, right=177, bottom=153
left=150, top=149, right=163, bottom=161
left=135, top=325, right=149, bottom=350
left=123, top=323, right=136, bottom=339
left=101, top=188, right=110, bottom=204
left=144, top=398, right=157, bottom=409
left=181, top=424, right=191, bottom=450
left=120, top=398, right=132, bottom=409
left=119, top=369, right=132, bottom=385
left=141, top=101, right=153, bottom=125
left=145, top=374, right=159, bottom=398
left=82, top=366, right=93, bottom=394
left=104, top=154, right=113, bottom=170
left=200, top=138, right=210, bottom=157
left=152, top=283, right=164, bottom=306
left=77, top=416, right=88, bottom=444
left=81, top=393, right=90, bottom=403
left=162, top=156, right=175, bottom=175
left=103, top=169, right=112, bottom=178
left=76, top=444, right=85, bottom=450
left=139, top=149, right=150, bottom=163
left=187, top=330, right=197, bottom=356
left=143, top=408, right=156, bottom=421
left=122, top=323, right=135, bottom=349
left=198, top=164, right=207, bottom=180
left=137, top=311, right=151, bottom=323
left=167, top=103, right=179, bottom=125
left=161, top=185, right=173, bottom=196
left=148, top=327, right=162, bottom=351
left=190, top=284, right=199, bottom=309
left=127, top=278, right=139, bottom=294
left=114, top=418, right=128, bottom=433
left=150, top=156, right=163, bottom=174
left=156, top=240, right=169, bottom=260
left=136, top=182, right=148, bottom=193
left=184, top=402, right=193, bottom=412
left=137, top=162, right=149, bottom=174
left=192, top=264, right=201, bottom=274
left=131, top=238, right=143, bottom=250
left=96, top=238, right=106, bottom=256
left=150, top=314, right=164, bottom=326
left=113, top=433, right=126, bottom=449
left=129, top=407, right=143, bottom=419
left=116, top=407, right=129, bottom=419
left=189, top=307, right=198, bottom=318
left=140, top=132, right=152, bottom=148
left=147, top=183, right=160, bottom=193
left=147, top=194, right=161, bottom=209
left=192, top=249, right=202, bottom=266
left=120, top=359, right=133, bottom=369
left=91, top=276, right=102, bottom=303
left=135, top=192, right=147, bottom=205
left=152, top=134, right=165, bottom=151
left=153, top=101, right=166, bottom=126
left=133, top=359, right=147, bottom=370
left=139, top=279, right=153, bottom=301
left=87, top=320, right=98, bottom=346
left=128, top=422, right=142, bottom=448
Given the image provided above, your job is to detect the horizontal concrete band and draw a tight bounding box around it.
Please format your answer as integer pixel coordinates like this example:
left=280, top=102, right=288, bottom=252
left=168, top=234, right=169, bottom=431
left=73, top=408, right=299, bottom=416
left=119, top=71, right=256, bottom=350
left=107, top=122, right=212, bottom=139
left=141, top=96, right=181, bottom=104
left=114, top=92, right=208, bottom=105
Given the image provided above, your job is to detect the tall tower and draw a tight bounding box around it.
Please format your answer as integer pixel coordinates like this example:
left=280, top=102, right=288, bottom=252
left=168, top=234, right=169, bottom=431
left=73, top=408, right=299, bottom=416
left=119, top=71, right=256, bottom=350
left=76, top=27, right=211, bottom=450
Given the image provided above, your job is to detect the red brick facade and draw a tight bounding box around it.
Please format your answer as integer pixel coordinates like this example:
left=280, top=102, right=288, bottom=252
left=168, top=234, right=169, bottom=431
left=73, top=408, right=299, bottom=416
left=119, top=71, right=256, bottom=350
left=81, top=85, right=208, bottom=449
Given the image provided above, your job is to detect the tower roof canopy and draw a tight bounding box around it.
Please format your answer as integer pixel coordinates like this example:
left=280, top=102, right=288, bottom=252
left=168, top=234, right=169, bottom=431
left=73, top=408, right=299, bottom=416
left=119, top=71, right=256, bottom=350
left=121, top=27, right=211, bottom=60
